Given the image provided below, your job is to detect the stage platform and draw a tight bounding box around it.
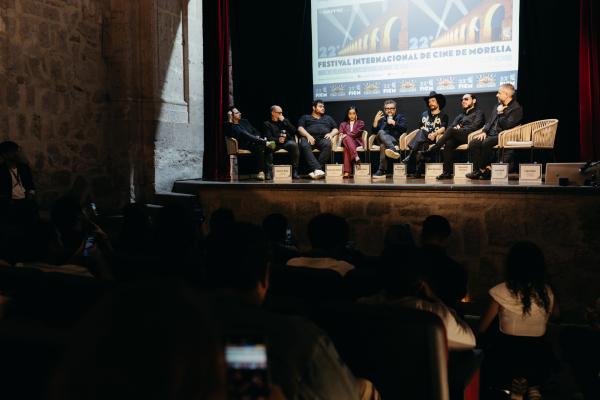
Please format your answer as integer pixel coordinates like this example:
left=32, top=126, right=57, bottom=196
left=172, top=178, right=600, bottom=321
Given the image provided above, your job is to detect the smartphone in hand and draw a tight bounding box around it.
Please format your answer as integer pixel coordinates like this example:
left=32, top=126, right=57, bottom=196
left=225, top=336, right=270, bottom=400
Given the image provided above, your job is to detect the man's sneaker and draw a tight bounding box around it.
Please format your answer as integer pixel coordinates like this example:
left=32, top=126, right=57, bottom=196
left=256, top=171, right=266, bottom=181
left=384, top=148, right=400, bottom=159
left=466, top=170, right=482, bottom=180
left=479, top=169, right=492, bottom=180
left=436, top=172, right=453, bottom=180
left=373, top=169, right=386, bottom=179
left=309, top=169, right=325, bottom=180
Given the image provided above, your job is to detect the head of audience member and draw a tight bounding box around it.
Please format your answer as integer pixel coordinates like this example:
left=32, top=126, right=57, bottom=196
left=208, top=208, right=235, bottom=238
left=153, top=204, right=197, bottom=266
left=382, top=258, right=434, bottom=300
left=383, top=99, right=397, bottom=117
left=461, top=93, right=477, bottom=111
left=48, top=281, right=226, bottom=400
left=0, top=140, right=24, bottom=167
left=51, top=194, right=88, bottom=243
left=344, top=106, right=359, bottom=122
left=307, top=213, right=349, bottom=257
left=118, top=203, right=152, bottom=252
left=496, top=83, right=515, bottom=105
left=270, top=105, right=284, bottom=122
left=421, top=215, right=451, bottom=248
left=205, top=222, right=270, bottom=304
left=505, top=241, right=551, bottom=315
left=312, top=99, right=325, bottom=117
left=227, top=106, right=242, bottom=124
left=262, top=213, right=288, bottom=244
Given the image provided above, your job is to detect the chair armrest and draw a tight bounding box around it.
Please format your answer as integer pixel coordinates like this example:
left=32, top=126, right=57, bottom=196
left=225, top=137, right=239, bottom=155
left=497, top=125, right=524, bottom=147
left=532, top=120, right=558, bottom=148
left=400, top=129, right=419, bottom=150
left=466, top=128, right=483, bottom=144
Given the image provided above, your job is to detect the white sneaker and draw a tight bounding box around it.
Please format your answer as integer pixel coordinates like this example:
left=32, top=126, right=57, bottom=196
left=310, top=169, right=325, bottom=179
left=256, top=171, right=266, bottom=181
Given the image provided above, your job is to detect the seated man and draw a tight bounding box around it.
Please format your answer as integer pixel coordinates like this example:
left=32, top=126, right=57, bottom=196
left=227, top=106, right=275, bottom=180
left=263, top=105, right=300, bottom=179
left=297, top=100, right=338, bottom=179
left=204, top=222, right=378, bottom=399
left=466, top=83, right=523, bottom=180
left=0, top=140, right=38, bottom=226
left=420, top=94, right=486, bottom=180
left=371, top=99, right=408, bottom=178
left=403, top=91, right=448, bottom=177
left=286, top=213, right=356, bottom=277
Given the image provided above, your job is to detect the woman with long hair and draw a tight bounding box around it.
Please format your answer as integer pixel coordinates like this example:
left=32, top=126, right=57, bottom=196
left=338, top=107, right=365, bottom=178
left=479, top=241, right=559, bottom=400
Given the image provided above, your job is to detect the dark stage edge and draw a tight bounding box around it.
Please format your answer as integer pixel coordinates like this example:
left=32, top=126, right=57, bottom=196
left=173, top=178, right=599, bottom=195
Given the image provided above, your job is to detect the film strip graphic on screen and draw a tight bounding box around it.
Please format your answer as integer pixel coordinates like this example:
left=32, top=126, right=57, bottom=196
left=312, top=0, right=519, bottom=101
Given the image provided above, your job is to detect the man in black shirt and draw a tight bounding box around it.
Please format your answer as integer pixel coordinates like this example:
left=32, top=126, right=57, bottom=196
left=227, top=107, right=275, bottom=180
left=371, top=99, right=408, bottom=178
left=297, top=100, right=338, bottom=179
left=403, top=91, right=449, bottom=177
left=263, top=105, right=300, bottom=179
left=0, top=141, right=38, bottom=225
left=466, top=83, right=523, bottom=180
left=421, top=94, right=486, bottom=179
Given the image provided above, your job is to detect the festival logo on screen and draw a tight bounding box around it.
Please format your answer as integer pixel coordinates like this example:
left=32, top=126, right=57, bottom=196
left=317, top=0, right=514, bottom=58
left=330, top=84, right=347, bottom=97
left=475, top=73, right=497, bottom=88
left=399, top=80, right=418, bottom=93
left=436, top=77, right=456, bottom=91
left=363, top=81, right=382, bottom=95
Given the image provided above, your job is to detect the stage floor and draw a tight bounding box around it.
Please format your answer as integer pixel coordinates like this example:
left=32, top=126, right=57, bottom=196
left=173, top=177, right=598, bottom=195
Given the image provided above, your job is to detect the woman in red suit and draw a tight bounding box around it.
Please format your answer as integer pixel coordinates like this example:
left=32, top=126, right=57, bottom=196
left=339, top=106, right=365, bottom=178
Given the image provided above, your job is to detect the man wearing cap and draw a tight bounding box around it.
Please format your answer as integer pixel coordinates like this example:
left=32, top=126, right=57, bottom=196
left=403, top=91, right=449, bottom=177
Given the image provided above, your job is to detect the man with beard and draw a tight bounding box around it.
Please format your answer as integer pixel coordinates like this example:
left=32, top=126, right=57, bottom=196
left=420, top=94, right=486, bottom=179
left=403, top=91, right=449, bottom=177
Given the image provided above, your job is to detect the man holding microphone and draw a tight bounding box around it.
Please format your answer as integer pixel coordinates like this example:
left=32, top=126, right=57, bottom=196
left=372, top=99, right=408, bottom=178
left=263, top=105, right=301, bottom=179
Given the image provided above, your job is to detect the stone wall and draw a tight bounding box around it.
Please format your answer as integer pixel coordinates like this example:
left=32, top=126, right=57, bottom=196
left=1, top=0, right=110, bottom=205
left=1, top=0, right=204, bottom=208
left=191, top=184, right=600, bottom=322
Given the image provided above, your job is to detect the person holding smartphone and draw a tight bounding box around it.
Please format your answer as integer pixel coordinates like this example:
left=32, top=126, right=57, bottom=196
left=371, top=99, right=408, bottom=178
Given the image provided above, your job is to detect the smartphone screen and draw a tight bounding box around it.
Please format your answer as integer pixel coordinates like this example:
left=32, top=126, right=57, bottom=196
left=83, top=235, right=95, bottom=257
left=225, top=338, right=270, bottom=400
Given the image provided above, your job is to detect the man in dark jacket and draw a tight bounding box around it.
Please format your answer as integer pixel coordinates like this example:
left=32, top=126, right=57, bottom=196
left=226, top=107, right=276, bottom=180
left=421, top=94, right=486, bottom=179
left=0, top=141, right=38, bottom=225
left=467, top=83, right=523, bottom=180
left=263, top=105, right=300, bottom=179
left=372, top=99, right=408, bottom=177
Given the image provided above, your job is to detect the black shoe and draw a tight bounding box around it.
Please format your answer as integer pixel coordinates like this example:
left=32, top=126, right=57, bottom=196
left=413, top=171, right=423, bottom=179
left=479, top=169, right=491, bottom=180
left=401, top=155, right=411, bottom=164
left=292, top=172, right=300, bottom=180
left=373, top=169, right=386, bottom=178
left=466, top=170, right=482, bottom=180
left=436, top=172, right=453, bottom=180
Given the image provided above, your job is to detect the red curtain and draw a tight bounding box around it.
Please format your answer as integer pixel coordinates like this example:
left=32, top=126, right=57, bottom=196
left=203, top=0, right=233, bottom=180
left=579, top=0, right=600, bottom=160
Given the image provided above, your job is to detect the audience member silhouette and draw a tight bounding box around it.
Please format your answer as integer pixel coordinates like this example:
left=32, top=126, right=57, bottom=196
left=48, top=281, right=227, bottom=400
left=0, top=140, right=38, bottom=226
left=262, top=213, right=299, bottom=265
left=286, top=213, right=357, bottom=276
left=204, top=221, right=374, bottom=399
left=419, top=215, right=468, bottom=311
left=479, top=241, right=559, bottom=399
